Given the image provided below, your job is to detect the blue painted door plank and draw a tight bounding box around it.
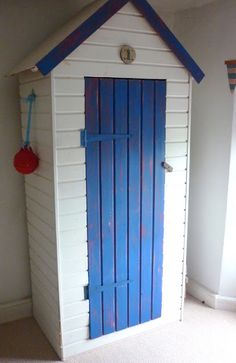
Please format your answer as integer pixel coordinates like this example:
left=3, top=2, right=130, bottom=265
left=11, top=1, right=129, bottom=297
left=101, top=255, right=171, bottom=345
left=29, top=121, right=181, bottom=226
left=152, top=80, right=166, bottom=319
left=100, top=79, right=116, bottom=335
left=140, top=80, right=155, bottom=323
left=128, top=80, right=141, bottom=327
left=86, top=78, right=103, bottom=338
left=114, top=79, right=128, bottom=331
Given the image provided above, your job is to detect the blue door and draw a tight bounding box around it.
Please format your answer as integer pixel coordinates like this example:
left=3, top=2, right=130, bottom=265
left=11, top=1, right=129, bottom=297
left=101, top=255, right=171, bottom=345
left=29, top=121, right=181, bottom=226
left=84, top=77, right=166, bottom=339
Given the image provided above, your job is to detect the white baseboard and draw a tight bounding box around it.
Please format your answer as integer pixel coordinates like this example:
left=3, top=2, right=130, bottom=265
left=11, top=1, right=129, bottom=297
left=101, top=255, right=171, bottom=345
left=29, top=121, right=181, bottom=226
left=187, top=278, right=236, bottom=312
left=0, top=298, right=32, bottom=324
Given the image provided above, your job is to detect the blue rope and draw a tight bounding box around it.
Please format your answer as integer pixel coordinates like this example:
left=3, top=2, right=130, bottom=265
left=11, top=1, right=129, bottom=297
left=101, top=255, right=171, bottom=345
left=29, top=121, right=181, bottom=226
left=24, top=90, right=36, bottom=147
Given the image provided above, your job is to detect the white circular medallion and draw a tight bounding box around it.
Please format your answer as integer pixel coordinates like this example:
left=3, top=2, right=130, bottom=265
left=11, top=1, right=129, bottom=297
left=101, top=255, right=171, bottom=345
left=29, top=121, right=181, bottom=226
left=120, top=45, right=136, bottom=64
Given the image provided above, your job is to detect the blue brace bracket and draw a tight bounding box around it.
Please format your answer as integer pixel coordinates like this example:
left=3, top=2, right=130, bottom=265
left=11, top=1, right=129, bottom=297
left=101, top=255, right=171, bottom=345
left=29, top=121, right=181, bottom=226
left=80, top=129, right=131, bottom=148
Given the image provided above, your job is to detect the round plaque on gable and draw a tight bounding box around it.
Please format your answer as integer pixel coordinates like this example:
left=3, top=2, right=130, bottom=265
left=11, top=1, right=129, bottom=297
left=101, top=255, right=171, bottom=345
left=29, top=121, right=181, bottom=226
left=120, top=45, right=136, bottom=64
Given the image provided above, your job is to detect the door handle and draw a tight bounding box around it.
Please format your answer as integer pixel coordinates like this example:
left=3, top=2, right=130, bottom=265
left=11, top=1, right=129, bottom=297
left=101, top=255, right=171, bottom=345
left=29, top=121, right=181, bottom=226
left=162, top=161, right=173, bottom=172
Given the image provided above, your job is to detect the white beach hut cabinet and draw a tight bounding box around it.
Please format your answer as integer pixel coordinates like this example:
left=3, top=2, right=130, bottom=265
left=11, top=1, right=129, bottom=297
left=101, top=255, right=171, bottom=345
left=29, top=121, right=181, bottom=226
left=10, top=0, right=204, bottom=359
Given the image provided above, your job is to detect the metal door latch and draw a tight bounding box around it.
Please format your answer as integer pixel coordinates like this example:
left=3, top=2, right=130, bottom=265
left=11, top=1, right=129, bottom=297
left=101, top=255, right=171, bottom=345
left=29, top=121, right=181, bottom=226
left=162, top=161, right=173, bottom=172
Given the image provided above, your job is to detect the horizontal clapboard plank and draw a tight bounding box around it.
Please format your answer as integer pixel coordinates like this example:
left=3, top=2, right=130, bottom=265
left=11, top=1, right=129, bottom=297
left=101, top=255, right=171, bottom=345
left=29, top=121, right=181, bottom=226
left=57, top=148, right=85, bottom=166
left=165, top=171, right=187, bottom=187
left=68, top=44, right=182, bottom=68
left=32, top=291, right=59, bottom=342
left=33, top=304, right=60, bottom=355
left=166, top=113, right=188, bottom=128
left=54, top=78, right=84, bottom=95
left=59, top=197, right=87, bottom=216
left=30, top=251, right=58, bottom=289
left=167, top=98, right=189, bottom=112
left=56, top=131, right=80, bottom=148
left=61, top=243, right=87, bottom=260
left=20, top=96, right=51, bottom=114
left=166, top=142, right=187, bottom=157
left=63, top=327, right=89, bottom=346
left=61, top=273, right=88, bottom=291
left=58, top=164, right=85, bottom=183
left=31, top=275, right=58, bottom=313
left=85, top=28, right=169, bottom=51
left=62, top=300, right=89, bottom=319
left=59, top=213, right=87, bottom=232
left=58, top=180, right=86, bottom=199
left=29, top=236, right=57, bottom=273
left=25, top=174, right=54, bottom=196
left=54, top=61, right=188, bottom=81
left=25, top=183, right=54, bottom=211
left=63, top=288, right=86, bottom=306
left=167, top=82, right=189, bottom=97
left=102, top=12, right=156, bottom=34
left=63, top=313, right=89, bottom=332
left=60, top=229, right=87, bottom=246
left=20, top=77, right=51, bottom=97
left=55, top=114, right=85, bottom=131
left=118, top=2, right=140, bottom=15
left=26, top=197, right=55, bottom=227
left=27, top=210, right=56, bottom=243
left=166, top=128, right=188, bottom=142
left=21, top=113, right=52, bottom=131
left=28, top=223, right=56, bottom=259
left=61, top=257, right=88, bottom=275
left=34, top=161, right=54, bottom=181
left=55, top=96, right=84, bottom=113
left=31, top=268, right=59, bottom=306
left=22, top=127, right=52, bottom=147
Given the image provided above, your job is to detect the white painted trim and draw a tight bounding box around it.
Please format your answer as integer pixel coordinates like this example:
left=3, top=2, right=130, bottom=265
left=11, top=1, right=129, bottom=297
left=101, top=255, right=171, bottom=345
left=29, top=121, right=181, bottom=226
left=180, top=76, right=192, bottom=321
left=51, top=72, right=64, bottom=359
left=0, top=298, right=32, bottom=324
left=187, top=278, right=236, bottom=311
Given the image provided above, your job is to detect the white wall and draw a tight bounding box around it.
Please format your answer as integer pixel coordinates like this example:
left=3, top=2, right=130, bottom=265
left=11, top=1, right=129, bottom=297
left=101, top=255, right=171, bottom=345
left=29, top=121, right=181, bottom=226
left=174, top=0, right=236, bottom=294
left=219, top=91, right=236, bottom=297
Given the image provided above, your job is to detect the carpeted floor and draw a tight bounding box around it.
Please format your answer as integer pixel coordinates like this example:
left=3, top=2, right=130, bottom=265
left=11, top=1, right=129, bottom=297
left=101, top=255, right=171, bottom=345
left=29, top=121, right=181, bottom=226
left=0, top=296, right=236, bottom=363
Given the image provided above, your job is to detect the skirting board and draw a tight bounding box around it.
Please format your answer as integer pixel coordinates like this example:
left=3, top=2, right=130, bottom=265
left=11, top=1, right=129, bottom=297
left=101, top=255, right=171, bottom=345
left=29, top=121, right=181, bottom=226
left=0, top=298, right=32, bottom=324
left=187, top=278, right=236, bottom=312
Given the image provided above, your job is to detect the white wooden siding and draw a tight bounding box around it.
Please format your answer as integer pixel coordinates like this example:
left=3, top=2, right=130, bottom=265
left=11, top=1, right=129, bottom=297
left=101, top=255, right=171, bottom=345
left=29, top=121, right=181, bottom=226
left=51, top=2, right=191, bottom=358
left=19, top=74, right=61, bottom=357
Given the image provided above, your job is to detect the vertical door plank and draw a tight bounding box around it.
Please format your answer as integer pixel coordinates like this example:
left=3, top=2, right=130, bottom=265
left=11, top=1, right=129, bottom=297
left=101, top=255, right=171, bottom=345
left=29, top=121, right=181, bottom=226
left=128, top=80, right=141, bottom=327
left=100, top=79, right=116, bottom=335
left=140, top=80, right=155, bottom=323
left=152, top=80, right=166, bottom=319
left=86, top=78, right=103, bottom=338
left=114, top=79, right=128, bottom=331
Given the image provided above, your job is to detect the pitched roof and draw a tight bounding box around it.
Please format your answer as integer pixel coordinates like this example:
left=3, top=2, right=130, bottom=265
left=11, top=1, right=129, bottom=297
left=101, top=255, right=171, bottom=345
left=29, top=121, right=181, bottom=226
left=9, top=0, right=204, bottom=83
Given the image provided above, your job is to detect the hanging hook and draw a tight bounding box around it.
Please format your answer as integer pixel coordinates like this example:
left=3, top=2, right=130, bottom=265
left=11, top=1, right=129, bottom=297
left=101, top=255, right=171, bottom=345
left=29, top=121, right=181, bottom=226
left=24, top=90, right=36, bottom=148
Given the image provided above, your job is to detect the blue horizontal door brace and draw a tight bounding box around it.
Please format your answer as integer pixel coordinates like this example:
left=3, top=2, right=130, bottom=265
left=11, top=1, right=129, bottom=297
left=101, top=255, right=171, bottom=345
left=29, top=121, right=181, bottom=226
left=89, top=280, right=133, bottom=296
left=81, top=129, right=131, bottom=147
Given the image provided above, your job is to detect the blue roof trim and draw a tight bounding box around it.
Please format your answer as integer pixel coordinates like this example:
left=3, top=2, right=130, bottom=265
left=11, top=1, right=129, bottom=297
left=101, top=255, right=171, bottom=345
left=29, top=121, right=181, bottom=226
left=36, top=0, right=128, bottom=75
left=132, top=0, right=204, bottom=83
left=36, top=0, right=204, bottom=83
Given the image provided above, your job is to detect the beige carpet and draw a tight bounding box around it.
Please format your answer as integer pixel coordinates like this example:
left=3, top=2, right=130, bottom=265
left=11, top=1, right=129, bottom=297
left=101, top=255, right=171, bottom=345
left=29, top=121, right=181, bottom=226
left=1, top=296, right=236, bottom=363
